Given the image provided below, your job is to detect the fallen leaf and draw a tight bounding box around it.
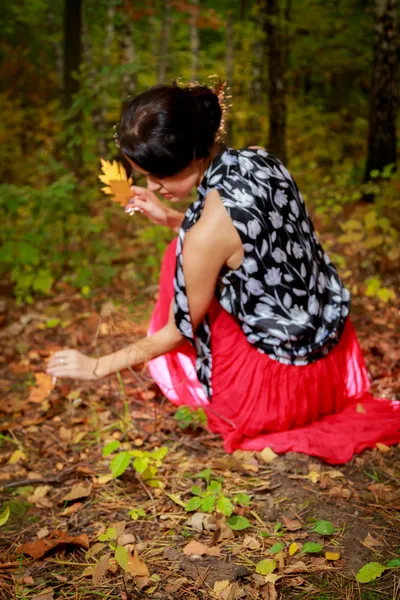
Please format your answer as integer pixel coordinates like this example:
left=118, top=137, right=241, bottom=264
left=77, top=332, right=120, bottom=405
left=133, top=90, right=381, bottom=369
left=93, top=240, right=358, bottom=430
left=18, top=530, right=89, bottom=559
left=60, top=502, right=83, bottom=516
left=63, top=482, right=92, bottom=502
left=28, top=373, right=54, bottom=404
left=307, top=471, right=320, bottom=484
left=216, top=515, right=235, bottom=541
left=260, top=581, right=277, bottom=600
left=186, top=512, right=207, bottom=532
left=325, top=469, right=345, bottom=479
left=86, top=542, right=105, bottom=559
left=232, top=450, right=259, bottom=473
left=242, top=535, right=261, bottom=550
left=127, top=548, right=150, bottom=577
left=96, top=473, right=114, bottom=485
left=289, top=542, right=299, bottom=556
left=183, top=540, right=221, bottom=557
left=362, top=532, right=382, bottom=549
left=37, top=527, right=50, bottom=540
left=59, top=426, right=72, bottom=442
left=260, top=447, right=278, bottom=464
left=214, top=580, right=230, bottom=595
left=21, top=575, right=35, bottom=585
left=28, top=486, right=53, bottom=508
left=92, top=553, right=111, bottom=585
left=8, top=449, right=27, bottom=465
left=283, top=561, right=308, bottom=574
left=264, top=574, right=280, bottom=583
left=376, top=442, right=391, bottom=453
left=325, top=551, right=341, bottom=561
left=283, top=516, right=302, bottom=531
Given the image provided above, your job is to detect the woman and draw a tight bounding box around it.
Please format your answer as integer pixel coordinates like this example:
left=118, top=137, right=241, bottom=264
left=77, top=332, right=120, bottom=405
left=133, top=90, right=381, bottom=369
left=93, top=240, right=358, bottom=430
left=48, top=82, right=400, bottom=464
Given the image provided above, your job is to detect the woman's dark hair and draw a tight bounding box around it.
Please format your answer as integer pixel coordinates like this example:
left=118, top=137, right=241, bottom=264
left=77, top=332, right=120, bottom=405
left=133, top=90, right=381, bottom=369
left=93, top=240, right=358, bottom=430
left=117, top=82, right=222, bottom=178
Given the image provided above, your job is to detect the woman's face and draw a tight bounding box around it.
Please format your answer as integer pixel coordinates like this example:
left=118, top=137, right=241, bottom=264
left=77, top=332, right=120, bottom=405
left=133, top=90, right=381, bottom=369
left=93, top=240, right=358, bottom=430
left=125, top=155, right=205, bottom=202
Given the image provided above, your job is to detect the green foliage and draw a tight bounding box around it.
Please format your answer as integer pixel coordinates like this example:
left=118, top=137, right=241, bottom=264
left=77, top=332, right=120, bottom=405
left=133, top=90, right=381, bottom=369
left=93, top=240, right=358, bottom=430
left=1, top=0, right=399, bottom=307
left=105, top=442, right=168, bottom=488
left=226, top=515, right=252, bottom=530
left=356, top=562, right=387, bottom=583
left=128, top=507, right=146, bottom=521
left=0, top=176, right=119, bottom=303
left=311, top=520, right=336, bottom=536
left=0, top=506, right=10, bottom=527
left=175, top=406, right=208, bottom=430
left=185, top=473, right=251, bottom=520
left=302, top=542, right=323, bottom=554
left=269, top=542, right=285, bottom=554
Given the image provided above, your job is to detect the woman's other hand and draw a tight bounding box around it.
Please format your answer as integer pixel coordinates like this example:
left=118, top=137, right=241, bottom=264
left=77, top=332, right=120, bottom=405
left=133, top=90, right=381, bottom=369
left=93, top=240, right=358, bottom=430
left=47, top=349, right=99, bottom=381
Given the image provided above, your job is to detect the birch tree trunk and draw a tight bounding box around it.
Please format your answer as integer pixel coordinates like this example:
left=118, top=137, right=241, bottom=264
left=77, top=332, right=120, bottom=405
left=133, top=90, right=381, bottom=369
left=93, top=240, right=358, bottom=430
left=365, top=0, right=398, bottom=180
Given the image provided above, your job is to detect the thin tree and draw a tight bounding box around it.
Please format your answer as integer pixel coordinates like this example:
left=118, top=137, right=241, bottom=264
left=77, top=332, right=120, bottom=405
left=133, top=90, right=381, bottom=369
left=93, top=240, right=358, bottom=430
left=365, top=0, right=398, bottom=180
left=158, top=0, right=171, bottom=84
left=190, top=0, right=200, bottom=81
left=63, top=0, right=82, bottom=169
left=263, top=0, right=289, bottom=164
left=225, top=10, right=234, bottom=146
left=63, top=0, right=82, bottom=109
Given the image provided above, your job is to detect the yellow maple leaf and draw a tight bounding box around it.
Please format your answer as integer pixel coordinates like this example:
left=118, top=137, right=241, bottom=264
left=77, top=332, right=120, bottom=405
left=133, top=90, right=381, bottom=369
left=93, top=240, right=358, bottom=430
left=99, top=159, right=132, bottom=207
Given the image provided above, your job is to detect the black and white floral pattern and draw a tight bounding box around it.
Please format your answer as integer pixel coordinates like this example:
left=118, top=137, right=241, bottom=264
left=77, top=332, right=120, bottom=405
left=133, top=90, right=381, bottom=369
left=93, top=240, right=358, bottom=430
left=174, top=147, right=350, bottom=400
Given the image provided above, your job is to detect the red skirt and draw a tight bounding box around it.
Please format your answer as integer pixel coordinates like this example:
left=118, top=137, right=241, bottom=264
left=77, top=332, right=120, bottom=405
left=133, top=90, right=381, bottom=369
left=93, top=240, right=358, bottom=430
left=148, top=239, right=400, bottom=464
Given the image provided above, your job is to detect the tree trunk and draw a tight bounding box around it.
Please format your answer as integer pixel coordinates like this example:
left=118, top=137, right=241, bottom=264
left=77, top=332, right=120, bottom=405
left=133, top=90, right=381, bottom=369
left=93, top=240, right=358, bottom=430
left=225, top=10, right=234, bottom=146
left=158, top=0, right=171, bottom=84
left=263, top=0, right=288, bottom=164
left=63, top=0, right=82, bottom=109
left=365, top=0, right=398, bottom=180
left=63, top=0, right=82, bottom=170
left=121, top=19, right=137, bottom=99
left=190, top=0, right=200, bottom=81
left=48, top=8, right=63, bottom=90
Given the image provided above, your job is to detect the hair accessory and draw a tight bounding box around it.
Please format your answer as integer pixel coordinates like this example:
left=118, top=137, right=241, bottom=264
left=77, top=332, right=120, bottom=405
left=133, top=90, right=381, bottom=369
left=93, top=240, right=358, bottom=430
left=173, top=74, right=232, bottom=143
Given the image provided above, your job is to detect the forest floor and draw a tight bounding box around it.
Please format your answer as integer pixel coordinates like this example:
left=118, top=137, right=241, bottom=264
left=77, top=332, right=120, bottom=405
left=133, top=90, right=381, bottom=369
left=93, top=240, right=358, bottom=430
left=1, top=262, right=400, bottom=600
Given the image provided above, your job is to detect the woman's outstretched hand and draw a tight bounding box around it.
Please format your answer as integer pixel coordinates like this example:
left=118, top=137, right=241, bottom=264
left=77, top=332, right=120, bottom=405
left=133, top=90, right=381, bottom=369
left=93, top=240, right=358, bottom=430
left=47, top=349, right=99, bottom=381
left=126, top=186, right=171, bottom=226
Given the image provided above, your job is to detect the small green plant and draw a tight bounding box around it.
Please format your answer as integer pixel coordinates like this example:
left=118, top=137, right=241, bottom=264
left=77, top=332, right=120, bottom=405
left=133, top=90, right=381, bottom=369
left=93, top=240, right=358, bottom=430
left=87, top=521, right=131, bottom=585
left=128, top=507, right=146, bottom=521
left=103, top=441, right=168, bottom=488
left=185, top=472, right=252, bottom=529
left=174, top=406, right=207, bottom=430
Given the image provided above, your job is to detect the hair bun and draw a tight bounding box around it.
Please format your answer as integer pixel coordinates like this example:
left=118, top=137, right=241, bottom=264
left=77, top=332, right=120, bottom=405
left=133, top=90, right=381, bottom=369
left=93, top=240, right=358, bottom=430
left=185, top=85, right=222, bottom=136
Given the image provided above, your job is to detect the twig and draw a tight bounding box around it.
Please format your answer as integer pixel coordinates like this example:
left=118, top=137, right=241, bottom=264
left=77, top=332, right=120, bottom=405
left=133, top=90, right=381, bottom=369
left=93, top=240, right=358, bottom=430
left=0, top=466, right=77, bottom=490
left=0, top=562, right=19, bottom=569
left=135, top=474, right=157, bottom=523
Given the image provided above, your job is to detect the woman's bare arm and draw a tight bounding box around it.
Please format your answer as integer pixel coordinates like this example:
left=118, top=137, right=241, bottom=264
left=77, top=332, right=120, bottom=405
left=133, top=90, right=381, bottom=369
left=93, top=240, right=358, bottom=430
left=47, top=189, right=242, bottom=380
